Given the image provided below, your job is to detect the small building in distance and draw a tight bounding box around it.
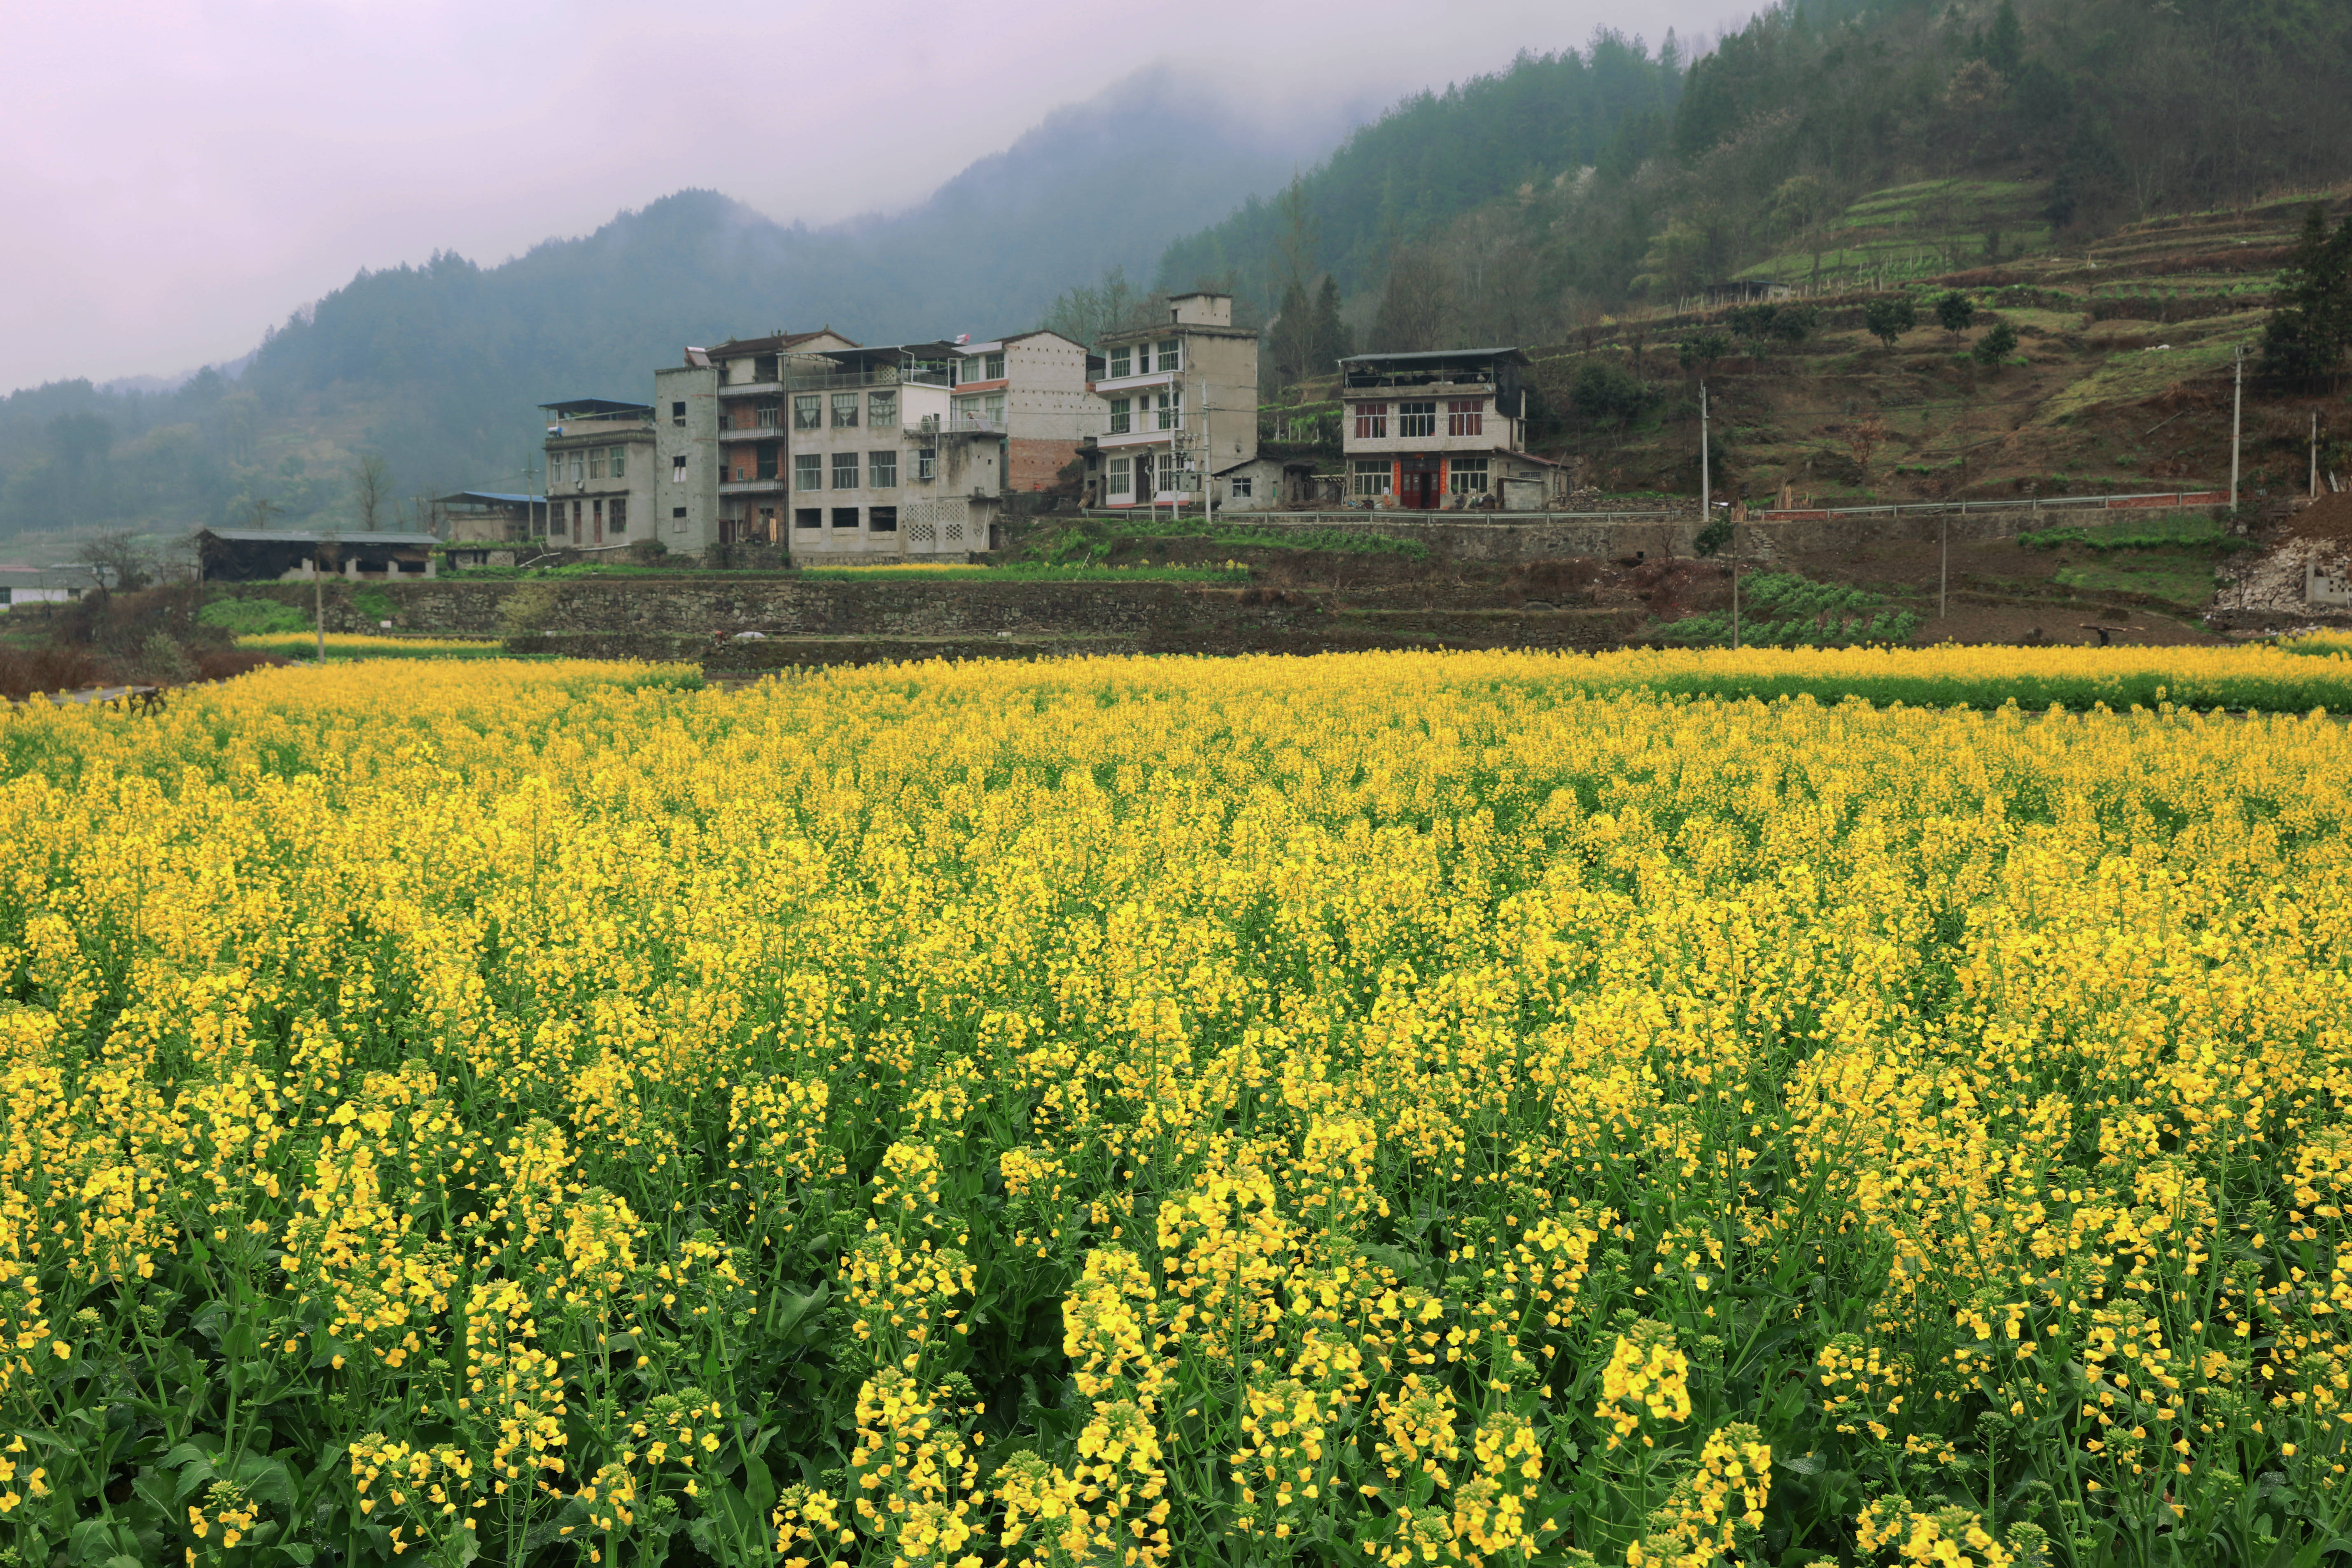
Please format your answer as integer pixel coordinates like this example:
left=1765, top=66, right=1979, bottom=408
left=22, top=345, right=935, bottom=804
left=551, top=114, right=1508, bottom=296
left=542, top=399, right=657, bottom=552
left=1338, top=347, right=1566, bottom=511
left=431, top=490, right=548, bottom=545
left=0, top=567, right=87, bottom=609
left=196, top=529, right=439, bottom=583
left=1087, top=292, right=1260, bottom=510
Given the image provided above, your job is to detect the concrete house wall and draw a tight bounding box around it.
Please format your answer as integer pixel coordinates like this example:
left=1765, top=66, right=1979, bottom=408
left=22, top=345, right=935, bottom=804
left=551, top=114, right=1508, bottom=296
left=654, top=364, right=720, bottom=553
left=545, top=418, right=658, bottom=551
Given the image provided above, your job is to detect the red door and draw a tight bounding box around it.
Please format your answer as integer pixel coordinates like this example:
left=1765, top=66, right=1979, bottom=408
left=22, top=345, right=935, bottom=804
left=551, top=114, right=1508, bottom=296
left=1400, top=469, right=1437, bottom=509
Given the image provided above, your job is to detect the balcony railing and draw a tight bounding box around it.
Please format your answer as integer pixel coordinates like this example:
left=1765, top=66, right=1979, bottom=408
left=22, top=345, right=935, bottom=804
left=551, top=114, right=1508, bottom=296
left=782, top=366, right=953, bottom=392
left=717, top=425, right=785, bottom=441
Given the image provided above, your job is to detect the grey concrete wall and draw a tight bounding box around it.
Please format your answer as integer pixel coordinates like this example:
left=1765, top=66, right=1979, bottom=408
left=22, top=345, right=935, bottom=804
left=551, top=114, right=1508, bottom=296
left=655, top=364, right=720, bottom=555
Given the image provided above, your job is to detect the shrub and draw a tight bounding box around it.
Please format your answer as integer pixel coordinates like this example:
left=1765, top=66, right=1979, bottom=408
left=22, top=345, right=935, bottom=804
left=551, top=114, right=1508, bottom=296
left=497, top=582, right=562, bottom=643
left=1973, top=318, right=2020, bottom=366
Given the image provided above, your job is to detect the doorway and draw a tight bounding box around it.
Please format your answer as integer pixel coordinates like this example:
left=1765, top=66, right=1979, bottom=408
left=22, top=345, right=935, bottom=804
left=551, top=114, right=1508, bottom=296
left=1398, top=464, right=1439, bottom=509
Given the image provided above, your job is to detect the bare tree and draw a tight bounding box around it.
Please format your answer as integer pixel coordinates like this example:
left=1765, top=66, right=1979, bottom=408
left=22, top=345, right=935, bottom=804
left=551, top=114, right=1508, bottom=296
left=354, top=453, right=390, bottom=531
left=1369, top=247, right=1454, bottom=353
left=79, top=530, right=153, bottom=596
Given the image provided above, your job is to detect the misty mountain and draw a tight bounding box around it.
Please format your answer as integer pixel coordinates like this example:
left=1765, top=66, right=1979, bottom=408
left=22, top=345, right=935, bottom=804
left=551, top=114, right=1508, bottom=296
left=0, top=74, right=1334, bottom=537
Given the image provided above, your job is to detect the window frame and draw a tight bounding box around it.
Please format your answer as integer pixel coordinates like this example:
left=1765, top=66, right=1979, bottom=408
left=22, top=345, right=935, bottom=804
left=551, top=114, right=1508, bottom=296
left=831, top=451, right=860, bottom=490
left=1447, top=457, right=1489, bottom=495
left=1107, top=455, right=1132, bottom=497
left=1446, top=400, right=1484, bottom=437
left=1155, top=338, right=1181, bottom=372
left=1353, top=403, right=1387, bottom=441
left=609, top=497, right=628, bottom=532
left=831, top=393, right=859, bottom=429
left=794, top=508, right=821, bottom=530
left=671, top=455, right=688, bottom=483
left=1108, top=397, right=1131, bottom=434
left=1156, top=388, right=1181, bottom=431
left=794, top=453, right=822, bottom=491
left=868, top=390, right=898, bottom=428
left=793, top=395, right=822, bottom=430
left=869, top=449, right=899, bottom=490
left=1108, top=346, right=1132, bottom=378
left=1398, top=401, right=1438, bottom=440
left=610, top=446, right=626, bottom=478
left=831, top=506, right=861, bottom=531
left=917, top=447, right=937, bottom=482
left=870, top=506, right=898, bottom=533
left=1351, top=459, right=1393, bottom=498
left=1230, top=475, right=1253, bottom=498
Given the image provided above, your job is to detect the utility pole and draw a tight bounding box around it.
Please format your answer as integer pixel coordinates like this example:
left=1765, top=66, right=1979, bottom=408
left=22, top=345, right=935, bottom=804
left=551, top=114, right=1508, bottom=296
left=1939, top=513, right=1949, bottom=620
left=2230, top=345, right=2245, bottom=513
left=1699, top=381, right=1711, bottom=534
left=1731, top=558, right=1742, bottom=651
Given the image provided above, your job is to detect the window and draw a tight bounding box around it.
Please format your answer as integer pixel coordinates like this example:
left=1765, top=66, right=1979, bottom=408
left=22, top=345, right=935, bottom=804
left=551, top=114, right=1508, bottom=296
left=672, top=506, right=688, bottom=521
left=1109, top=346, right=1132, bottom=378
left=869, top=450, right=898, bottom=489
left=588, top=448, right=606, bottom=479
left=756, top=442, right=779, bottom=481
left=756, top=399, right=781, bottom=428
left=831, top=507, right=861, bottom=530
left=984, top=353, right=1005, bottom=381
left=793, top=395, right=822, bottom=429
left=1447, top=400, right=1484, bottom=437
left=831, top=393, right=859, bottom=428
left=794, top=453, right=822, bottom=490
left=832, top=452, right=859, bottom=489
left=1230, top=475, right=1254, bottom=498
left=1108, top=456, right=1132, bottom=497
left=1447, top=457, right=1489, bottom=495
left=1134, top=343, right=1153, bottom=374
left=1353, top=403, right=1387, bottom=440
left=985, top=393, right=1006, bottom=425
left=870, top=506, right=898, bottom=533
left=1109, top=397, right=1131, bottom=434
left=672, top=455, right=687, bottom=483
left=569, top=452, right=585, bottom=482
left=1156, top=339, right=1181, bottom=372
left=1352, top=460, right=1393, bottom=498
left=571, top=500, right=583, bottom=531
left=754, top=353, right=778, bottom=383
left=609, top=497, right=628, bottom=532
left=1399, top=401, right=1437, bottom=439
left=917, top=448, right=936, bottom=482
left=869, top=390, right=897, bottom=427
left=672, top=400, right=686, bottom=427
left=609, top=446, right=626, bottom=478
left=1155, top=388, right=1181, bottom=430
left=1136, top=451, right=1157, bottom=495
left=795, top=509, right=821, bottom=529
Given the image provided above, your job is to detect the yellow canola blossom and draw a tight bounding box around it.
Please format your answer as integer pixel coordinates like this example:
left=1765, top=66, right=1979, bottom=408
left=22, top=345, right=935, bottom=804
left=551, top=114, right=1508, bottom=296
left=0, top=651, right=2347, bottom=1566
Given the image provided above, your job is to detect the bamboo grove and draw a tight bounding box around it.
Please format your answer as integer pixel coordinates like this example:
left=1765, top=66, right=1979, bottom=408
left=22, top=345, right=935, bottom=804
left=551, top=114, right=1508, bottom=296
left=0, top=653, right=2347, bottom=1568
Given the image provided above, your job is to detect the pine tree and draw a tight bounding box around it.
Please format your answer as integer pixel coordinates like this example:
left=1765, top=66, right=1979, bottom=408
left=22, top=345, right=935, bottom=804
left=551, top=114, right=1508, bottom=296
left=2260, top=205, right=2352, bottom=387
left=1270, top=277, right=1314, bottom=387
left=1309, top=275, right=1353, bottom=375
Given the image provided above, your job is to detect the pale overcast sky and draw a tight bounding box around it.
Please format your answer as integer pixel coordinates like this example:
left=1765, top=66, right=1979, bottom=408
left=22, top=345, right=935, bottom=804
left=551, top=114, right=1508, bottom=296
left=3, top=0, right=1728, bottom=393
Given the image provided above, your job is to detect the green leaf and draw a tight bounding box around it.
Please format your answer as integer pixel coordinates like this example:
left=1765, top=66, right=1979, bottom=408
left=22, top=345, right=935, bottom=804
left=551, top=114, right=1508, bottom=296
left=1779, top=1451, right=1826, bottom=1475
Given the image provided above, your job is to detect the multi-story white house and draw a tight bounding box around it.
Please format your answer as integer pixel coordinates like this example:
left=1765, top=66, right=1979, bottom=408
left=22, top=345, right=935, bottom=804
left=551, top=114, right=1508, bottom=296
left=1339, top=347, right=1566, bottom=510
left=1088, top=293, right=1260, bottom=511
left=945, top=331, right=1095, bottom=493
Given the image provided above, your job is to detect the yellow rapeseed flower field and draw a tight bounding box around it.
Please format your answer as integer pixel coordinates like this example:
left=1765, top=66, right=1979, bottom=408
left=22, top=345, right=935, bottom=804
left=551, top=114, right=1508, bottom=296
left=1, top=650, right=2348, bottom=1567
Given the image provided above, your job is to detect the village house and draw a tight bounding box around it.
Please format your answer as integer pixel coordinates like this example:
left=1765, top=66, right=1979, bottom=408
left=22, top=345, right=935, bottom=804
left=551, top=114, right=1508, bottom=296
left=782, top=340, right=1007, bottom=560
left=1338, top=347, right=1567, bottom=510
left=0, top=568, right=87, bottom=609
left=944, top=331, right=1096, bottom=492
left=541, top=399, right=658, bottom=551
left=1085, top=293, right=1260, bottom=511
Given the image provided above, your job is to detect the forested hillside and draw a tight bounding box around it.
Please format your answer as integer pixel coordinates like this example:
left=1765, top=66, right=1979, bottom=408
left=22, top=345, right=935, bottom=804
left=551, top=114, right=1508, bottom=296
left=0, top=79, right=1321, bottom=540
left=1155, top=0, right=2352, bottom=356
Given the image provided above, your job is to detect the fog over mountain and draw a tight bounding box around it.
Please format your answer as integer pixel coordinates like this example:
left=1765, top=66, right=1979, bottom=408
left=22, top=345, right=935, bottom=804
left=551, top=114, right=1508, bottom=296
left=0, top=72, right=1345, bottom=536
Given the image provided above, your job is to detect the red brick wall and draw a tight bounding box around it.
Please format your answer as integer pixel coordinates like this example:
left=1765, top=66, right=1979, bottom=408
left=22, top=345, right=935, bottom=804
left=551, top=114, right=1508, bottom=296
left=1008, top=436, right=1078, bottom=492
